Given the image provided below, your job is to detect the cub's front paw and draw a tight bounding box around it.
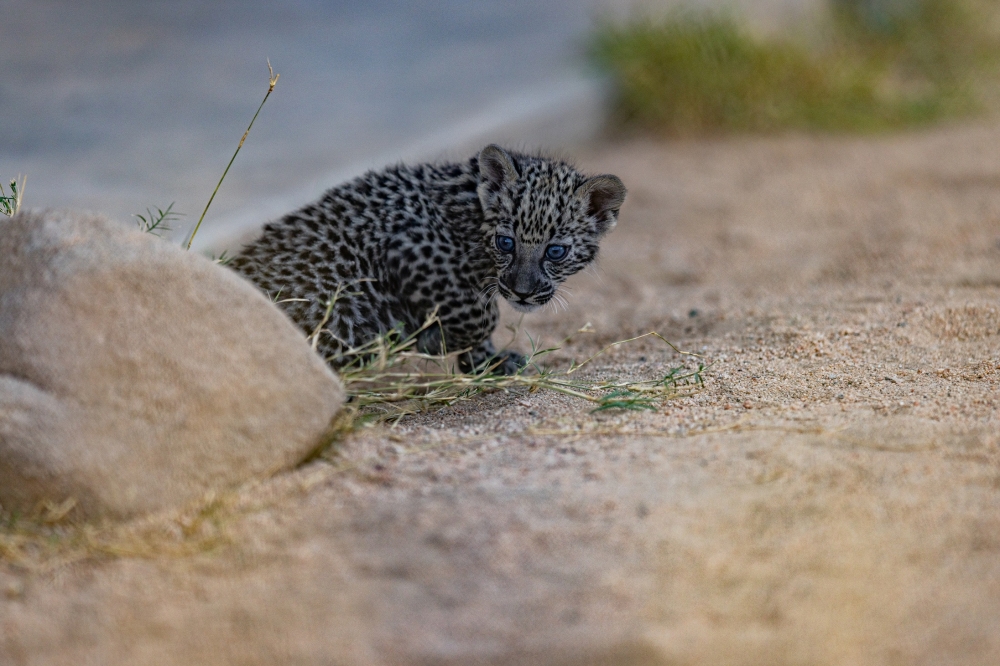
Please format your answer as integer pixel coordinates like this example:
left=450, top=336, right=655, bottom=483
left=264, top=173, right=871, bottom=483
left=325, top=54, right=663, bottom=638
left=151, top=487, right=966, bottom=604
left=489, top=349, right=527, bottom=376
left=458, top=348, right=527, bottom=375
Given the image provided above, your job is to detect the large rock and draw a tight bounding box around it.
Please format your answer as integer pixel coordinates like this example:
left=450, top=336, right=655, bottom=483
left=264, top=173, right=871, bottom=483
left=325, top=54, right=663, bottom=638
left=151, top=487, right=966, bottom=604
left=0, top=210, right=344, bottom=519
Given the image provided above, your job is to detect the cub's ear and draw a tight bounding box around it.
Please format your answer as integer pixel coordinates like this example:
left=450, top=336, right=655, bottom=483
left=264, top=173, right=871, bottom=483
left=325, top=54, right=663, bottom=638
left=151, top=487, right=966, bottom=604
left=575, top=175, right=626, bottom=233
left=478, top=144, right=519, bottom=191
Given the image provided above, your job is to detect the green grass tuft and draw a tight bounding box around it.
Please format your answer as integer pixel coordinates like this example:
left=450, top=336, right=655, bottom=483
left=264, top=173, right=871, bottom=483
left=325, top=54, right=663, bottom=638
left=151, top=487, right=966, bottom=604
left=591, top=0, right=1000, bottom=135
left=591, top=389, right=659, bottom=413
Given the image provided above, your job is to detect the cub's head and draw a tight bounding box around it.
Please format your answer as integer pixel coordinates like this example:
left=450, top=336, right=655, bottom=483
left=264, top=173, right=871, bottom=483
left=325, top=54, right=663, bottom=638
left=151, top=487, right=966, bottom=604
left=476, top=144, right=626, bottom=312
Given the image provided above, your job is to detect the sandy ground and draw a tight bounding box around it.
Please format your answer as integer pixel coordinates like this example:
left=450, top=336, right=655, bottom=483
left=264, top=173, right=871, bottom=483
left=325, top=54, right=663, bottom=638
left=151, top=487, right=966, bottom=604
left=3, top=122, right=1000, bottom=665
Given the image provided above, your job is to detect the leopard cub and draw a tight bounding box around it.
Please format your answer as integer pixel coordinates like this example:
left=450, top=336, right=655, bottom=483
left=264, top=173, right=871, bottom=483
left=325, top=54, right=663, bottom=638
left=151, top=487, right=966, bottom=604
left=230, top=144, right=626, bottom=374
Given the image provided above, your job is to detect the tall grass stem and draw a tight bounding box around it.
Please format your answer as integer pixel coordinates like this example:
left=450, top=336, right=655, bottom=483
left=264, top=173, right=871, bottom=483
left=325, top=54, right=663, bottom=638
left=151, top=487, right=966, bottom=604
left=185, top=61, right=279, bottom=250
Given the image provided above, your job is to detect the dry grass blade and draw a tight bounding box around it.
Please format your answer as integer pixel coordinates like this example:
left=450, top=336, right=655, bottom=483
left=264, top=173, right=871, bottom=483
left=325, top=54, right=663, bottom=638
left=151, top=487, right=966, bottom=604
left=0, top=491, right=237, bottom=572
left=328, top=312, right=707, bottom=426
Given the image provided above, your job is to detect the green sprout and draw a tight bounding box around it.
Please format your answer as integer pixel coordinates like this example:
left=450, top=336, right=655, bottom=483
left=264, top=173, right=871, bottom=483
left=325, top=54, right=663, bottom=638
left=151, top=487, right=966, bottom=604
left=134, top=202, right=182, bottom=237
left=0, top=176, right=26, bottom=217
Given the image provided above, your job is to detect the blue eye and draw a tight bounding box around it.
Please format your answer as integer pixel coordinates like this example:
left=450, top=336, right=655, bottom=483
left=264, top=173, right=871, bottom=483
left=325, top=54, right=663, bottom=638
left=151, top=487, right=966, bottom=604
left=495, top=235, right=515, bottom=253
left=545, top=244, right=568, bottom=261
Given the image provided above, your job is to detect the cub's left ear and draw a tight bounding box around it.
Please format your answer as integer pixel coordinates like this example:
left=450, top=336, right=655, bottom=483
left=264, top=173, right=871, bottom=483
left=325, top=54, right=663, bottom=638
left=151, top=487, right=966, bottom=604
left=575, top=175, right=627, bottom=234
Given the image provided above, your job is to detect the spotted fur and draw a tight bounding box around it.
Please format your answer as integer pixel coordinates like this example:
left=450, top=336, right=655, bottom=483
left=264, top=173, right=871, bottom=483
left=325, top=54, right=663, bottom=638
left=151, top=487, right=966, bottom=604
left=229, top=145, right=626, bottom=374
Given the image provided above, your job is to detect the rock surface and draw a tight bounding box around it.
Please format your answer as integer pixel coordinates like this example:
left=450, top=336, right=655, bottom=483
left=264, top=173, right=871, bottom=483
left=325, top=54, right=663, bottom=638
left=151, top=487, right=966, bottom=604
left=0, top=210, right=344, bottom=518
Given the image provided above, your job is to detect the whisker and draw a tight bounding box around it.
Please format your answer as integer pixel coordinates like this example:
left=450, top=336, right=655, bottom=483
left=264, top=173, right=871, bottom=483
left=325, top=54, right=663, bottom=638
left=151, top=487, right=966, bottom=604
left=553, top=292, right=569, bottom=313
left=479, top=282, right=501, bottom=307
left=585, top=261, right=607, bottom=286
left=455, top=244, right=489, bottom=261
left=478, top=281, right=499, bottom=293
left=478, top=278, right=501, bottom=299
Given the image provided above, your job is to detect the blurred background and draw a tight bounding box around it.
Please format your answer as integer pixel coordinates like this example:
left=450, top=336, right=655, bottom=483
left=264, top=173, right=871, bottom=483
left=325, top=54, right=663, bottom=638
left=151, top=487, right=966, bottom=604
left=1, top=0, right=997, bottom=251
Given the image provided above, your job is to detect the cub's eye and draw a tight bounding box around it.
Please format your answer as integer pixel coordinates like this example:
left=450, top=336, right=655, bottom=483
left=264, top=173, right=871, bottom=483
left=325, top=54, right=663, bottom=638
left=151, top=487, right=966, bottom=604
left=495, top=235, right=515, bottom=254
left=545, top=244, right=569, bottom=261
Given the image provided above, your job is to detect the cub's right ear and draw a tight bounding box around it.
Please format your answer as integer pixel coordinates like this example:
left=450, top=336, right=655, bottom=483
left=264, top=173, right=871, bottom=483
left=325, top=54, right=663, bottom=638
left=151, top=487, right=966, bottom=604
left=478, top=145, right=519, bottom=193
left=575, top=174, right=627, bottom=234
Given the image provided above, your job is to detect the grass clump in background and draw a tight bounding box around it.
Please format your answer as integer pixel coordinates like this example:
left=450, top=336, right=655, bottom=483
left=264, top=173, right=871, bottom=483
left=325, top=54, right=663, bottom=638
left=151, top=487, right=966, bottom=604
left=591, top=0, right=1000, bottom=134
